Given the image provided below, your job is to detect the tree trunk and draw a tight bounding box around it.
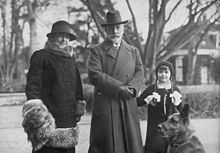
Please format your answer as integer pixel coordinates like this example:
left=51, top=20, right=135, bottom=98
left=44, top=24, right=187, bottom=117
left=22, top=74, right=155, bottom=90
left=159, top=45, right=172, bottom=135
left=0, top=2, right=7, bottom=82
left=186, top=48, right=198, bottom=85
left=29, top=19, right=37, bottom=59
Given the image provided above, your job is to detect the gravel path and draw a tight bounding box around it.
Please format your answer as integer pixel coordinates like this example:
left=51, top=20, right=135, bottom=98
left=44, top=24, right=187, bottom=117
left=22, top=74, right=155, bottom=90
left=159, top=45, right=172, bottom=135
left=0, top=106, right=219, bottom=153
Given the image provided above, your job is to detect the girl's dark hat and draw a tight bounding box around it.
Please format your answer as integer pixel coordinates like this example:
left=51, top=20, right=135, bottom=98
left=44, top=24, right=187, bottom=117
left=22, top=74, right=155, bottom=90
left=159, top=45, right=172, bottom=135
left=155, top=61, right=175, bottom=78
left=47, top=20, right=76, bottom=41
left=101, top=10, right=128, bottom=27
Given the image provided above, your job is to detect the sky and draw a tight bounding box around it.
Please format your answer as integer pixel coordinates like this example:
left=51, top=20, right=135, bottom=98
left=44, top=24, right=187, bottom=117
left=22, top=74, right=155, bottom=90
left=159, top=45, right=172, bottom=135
left=32, top=0, right=189, bottom=49
left=114, top=0, right=189, bottom=33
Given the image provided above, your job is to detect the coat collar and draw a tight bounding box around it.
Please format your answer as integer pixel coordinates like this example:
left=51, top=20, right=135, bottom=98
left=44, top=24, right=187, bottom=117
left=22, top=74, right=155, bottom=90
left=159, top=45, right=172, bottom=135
left=102, top=39, right=130, bottom=59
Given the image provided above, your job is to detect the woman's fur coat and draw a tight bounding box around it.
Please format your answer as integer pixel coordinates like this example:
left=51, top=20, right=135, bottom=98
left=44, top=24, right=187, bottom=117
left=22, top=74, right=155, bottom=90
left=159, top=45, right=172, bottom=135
left=22, top=99, right=79, bottom=151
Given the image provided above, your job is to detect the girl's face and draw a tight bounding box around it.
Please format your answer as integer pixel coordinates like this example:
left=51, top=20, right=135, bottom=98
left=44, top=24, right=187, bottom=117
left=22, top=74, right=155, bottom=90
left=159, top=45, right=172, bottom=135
left=157, top=65, right=171, bottom=83
left=50, top=33, right=71, bottom=48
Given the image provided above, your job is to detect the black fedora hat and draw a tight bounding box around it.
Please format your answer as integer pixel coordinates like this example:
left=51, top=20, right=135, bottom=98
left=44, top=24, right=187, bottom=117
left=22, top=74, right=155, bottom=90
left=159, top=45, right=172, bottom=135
left=101, top=10, right=128, bottom=27
left=47, top=20, right=76, bottom=41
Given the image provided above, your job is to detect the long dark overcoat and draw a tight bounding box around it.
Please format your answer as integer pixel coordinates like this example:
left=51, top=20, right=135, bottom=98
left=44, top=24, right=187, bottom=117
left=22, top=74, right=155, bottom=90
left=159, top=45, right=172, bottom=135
left=88, top=39, right=144, bottom=153
left=25, top=49, right=83, bottom=153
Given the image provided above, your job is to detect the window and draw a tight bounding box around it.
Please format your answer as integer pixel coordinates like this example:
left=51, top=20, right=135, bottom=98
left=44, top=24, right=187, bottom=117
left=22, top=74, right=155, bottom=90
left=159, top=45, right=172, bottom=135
left=175, top=56, right=184, bottom=82
left=209, top=31, right=219, bottom=48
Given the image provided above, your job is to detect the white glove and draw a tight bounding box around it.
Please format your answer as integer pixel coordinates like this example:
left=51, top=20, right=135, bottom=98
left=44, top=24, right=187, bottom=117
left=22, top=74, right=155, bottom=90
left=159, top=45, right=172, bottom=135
left=152, top=92, right=161, bottom=102
left=170, top=91, right=182, bottom=106
left=144, top=92, right=161, bottom=106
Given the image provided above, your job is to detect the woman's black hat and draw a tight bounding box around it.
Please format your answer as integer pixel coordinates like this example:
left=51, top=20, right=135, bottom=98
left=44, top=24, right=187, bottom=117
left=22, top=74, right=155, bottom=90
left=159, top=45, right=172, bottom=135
left=47, top=20, right=76, bottom=41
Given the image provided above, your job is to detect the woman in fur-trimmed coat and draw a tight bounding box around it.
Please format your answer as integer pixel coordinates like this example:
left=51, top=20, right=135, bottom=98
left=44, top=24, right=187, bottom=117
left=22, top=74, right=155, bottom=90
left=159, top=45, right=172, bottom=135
left=25, top=20, right=84, bottom=153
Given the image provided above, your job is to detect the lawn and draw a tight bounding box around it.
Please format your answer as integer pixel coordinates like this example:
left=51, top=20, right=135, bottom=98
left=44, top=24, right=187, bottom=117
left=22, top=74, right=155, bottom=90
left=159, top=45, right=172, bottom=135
left=0, top=106, right=219, bottom=153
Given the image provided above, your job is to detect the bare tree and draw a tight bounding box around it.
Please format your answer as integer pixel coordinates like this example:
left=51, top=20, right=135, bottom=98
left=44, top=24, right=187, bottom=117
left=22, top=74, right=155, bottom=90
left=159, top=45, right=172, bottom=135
left=23, top=0, right=51, bottom=59
left=143, top=0, right=217, bottom=81
left=80, top=0, right=115, bottom=38
left=0, top=0, right=26, bottom=91
left=82, top=0, right=219, bottom=83
left=127, top=0, right=219, bottom=82
left=186, top=18, right=220, bottom=84
left=0, top=0, right=51, bottom=91
left=0, top=0, right=7, bottom=90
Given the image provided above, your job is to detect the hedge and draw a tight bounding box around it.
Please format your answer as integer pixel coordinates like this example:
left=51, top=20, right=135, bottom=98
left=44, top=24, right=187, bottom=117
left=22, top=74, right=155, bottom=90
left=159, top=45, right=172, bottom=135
left=83, top=84, right=220, bottom=119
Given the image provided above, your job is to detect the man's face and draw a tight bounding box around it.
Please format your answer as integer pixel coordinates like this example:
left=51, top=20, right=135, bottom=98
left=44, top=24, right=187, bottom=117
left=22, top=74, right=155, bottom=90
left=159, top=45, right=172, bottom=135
left=105, top=24, right=124, bottom=44
left=51, top=33, right=71, bottom=48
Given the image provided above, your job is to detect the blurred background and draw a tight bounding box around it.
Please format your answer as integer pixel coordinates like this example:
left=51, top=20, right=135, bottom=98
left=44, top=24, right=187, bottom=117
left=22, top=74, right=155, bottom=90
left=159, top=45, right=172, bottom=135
left=0, top=0, right=220, bottom=118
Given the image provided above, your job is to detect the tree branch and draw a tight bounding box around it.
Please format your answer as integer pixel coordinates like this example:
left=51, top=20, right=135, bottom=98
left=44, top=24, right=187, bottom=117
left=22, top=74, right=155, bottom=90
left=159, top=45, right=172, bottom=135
left=194, top=0, right=217, bottom=17
left=85, top=0, right=106, bottom=38
left=125, top=0, right=142, bottom=52
left=165, top=0, right=182, bottom=23
left=157, top=23, right=210, bottom=63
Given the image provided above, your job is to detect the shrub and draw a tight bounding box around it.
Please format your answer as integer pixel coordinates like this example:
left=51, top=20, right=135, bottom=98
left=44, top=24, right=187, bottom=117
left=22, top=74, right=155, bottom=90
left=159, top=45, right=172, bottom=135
left=183, top=92, right=220, bottom=118
left=137, top=92, right=220, bottom=119
left=82, top=84, right=220, bottom=119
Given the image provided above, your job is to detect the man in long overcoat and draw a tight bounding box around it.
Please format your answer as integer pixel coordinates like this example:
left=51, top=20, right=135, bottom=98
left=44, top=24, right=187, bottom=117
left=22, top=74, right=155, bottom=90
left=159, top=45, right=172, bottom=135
left=88, top=10, right=144, bottom=153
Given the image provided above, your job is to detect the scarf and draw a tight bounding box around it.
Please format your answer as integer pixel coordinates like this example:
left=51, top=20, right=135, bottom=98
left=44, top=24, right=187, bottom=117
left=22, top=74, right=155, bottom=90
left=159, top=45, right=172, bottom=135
left=44, top=41, right=74, bottom=57
left=157, top=80, right=172, bottom=89
left=156, top=80, right=172, bottom=115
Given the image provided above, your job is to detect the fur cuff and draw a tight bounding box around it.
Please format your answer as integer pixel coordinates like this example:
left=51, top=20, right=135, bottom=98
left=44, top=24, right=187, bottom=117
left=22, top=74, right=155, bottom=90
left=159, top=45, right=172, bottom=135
left=47, top=126, right=79, bottom=148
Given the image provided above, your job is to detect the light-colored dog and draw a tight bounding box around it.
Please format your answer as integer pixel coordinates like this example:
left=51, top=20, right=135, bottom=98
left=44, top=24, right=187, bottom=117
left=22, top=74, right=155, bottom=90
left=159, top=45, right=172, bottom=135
left=22, top=99, right=79, bottom=151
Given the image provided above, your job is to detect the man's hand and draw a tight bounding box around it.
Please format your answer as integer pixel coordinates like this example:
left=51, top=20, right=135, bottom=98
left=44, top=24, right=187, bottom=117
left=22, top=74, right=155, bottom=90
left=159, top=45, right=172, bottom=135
left=118, top=86, right=134, bottom=100
left=74, top=100, right=86, bottom=123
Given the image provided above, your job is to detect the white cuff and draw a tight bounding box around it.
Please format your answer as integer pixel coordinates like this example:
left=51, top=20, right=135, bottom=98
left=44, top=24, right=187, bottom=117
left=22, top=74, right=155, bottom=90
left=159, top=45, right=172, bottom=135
left=144, top=95, right=153, bottom=104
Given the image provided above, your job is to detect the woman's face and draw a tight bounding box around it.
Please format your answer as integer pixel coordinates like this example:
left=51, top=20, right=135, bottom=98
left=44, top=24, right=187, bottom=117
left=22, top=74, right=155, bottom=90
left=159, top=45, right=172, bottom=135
left=105, top=24, right=124, bottom=44
left=157, top=65, right=171, bottom=83
left=50, top=33, right=71, bottom=48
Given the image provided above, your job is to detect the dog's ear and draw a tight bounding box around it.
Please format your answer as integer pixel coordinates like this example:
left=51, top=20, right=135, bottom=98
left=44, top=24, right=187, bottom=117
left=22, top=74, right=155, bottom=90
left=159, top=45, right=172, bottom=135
left=180, top=104, right=189, bottom=124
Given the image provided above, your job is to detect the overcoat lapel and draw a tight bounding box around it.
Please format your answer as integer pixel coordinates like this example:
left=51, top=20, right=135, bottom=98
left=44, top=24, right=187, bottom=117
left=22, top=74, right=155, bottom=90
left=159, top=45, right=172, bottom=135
left=102, top=40, right=118, bottom=59
left=107, top=47, right=118, bottom=59
left=112, top=40, right=129, bottom=76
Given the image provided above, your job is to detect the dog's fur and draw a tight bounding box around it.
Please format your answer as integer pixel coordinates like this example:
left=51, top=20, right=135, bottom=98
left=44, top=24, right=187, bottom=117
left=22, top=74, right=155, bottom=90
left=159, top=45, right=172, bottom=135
left=22, top=99, right=79, bottom=151
left=158, top=104, right=205, bottom=153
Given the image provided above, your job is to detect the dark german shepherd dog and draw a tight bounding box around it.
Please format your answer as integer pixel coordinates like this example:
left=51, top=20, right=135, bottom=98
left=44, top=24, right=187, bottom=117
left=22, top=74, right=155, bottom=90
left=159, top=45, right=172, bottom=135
left=158, top=104, right=206, bottom=153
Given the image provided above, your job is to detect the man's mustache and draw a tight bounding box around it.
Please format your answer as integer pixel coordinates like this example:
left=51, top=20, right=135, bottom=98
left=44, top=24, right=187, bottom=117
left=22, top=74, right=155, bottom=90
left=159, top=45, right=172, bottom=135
left=109, top=34, right=120, bottom=38
left=57, top=41, right=69, bottom=45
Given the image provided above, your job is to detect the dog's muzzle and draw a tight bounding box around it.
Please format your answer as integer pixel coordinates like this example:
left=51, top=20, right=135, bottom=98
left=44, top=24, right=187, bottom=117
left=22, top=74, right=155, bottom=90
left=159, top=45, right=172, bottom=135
left=157, top=123, right=168, bottom=137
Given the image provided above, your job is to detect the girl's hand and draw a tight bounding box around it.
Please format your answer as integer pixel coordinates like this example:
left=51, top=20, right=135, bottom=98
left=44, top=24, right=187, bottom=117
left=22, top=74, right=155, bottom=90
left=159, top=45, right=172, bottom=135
left=170, top=91, right=182, bottom=106
left=144, top=92, right=161, bottom=106
left=152, top=92, right=161, bottom=102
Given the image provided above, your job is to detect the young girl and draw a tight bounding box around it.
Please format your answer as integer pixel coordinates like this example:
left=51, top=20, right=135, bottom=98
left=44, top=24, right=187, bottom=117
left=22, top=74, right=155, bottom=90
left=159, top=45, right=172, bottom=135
left=137, top=61, right=183, bottom=153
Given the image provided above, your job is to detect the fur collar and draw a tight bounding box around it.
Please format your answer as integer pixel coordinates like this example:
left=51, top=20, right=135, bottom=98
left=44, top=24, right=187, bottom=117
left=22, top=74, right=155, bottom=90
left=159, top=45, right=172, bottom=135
left=44, top=41, right=74, bottom=58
